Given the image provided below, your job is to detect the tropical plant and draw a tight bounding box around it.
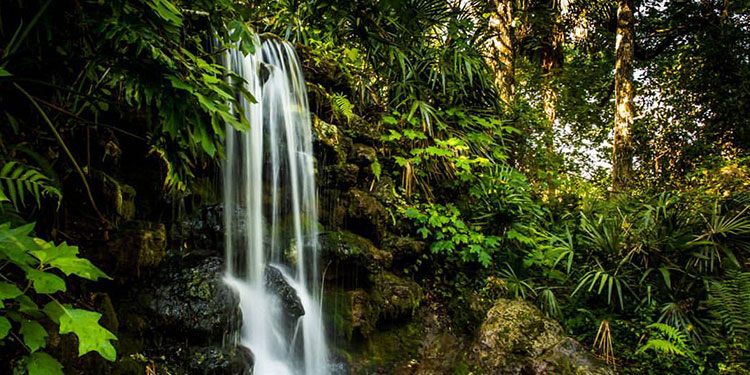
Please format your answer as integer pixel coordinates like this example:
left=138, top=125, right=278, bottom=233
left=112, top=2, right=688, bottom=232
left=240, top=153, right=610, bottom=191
left=0, top=222, right=116, bottom=375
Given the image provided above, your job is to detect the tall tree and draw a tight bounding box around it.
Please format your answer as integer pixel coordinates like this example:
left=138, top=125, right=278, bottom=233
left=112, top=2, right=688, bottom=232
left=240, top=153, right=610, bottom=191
left=612, top=0, right=635, bottom=190
left=487, top=0, right=517, bottom=107
left=541, top=2, right=564, bottom=128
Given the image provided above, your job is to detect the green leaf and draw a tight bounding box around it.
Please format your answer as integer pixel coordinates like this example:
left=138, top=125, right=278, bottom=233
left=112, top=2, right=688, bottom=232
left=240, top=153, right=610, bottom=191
left=26, top=269, right=66, bottom=294
left=30, top=240, right=109, bottom=281
left=16, top=294, right=40, bottom=315
left=59, top=308, right=117, bottom=361
left=0, top=67, right=11, bottom=77
left=42, top=302, right=69, bottom=325
left=0, top=316, right=11, bottom=339
left=20, top=320, right=47, bottom=352
left=371, top=160, right=381, bottom=181
left=26, top=352, right=63, bottom=375
left=0, top=281, right=23, bottom=300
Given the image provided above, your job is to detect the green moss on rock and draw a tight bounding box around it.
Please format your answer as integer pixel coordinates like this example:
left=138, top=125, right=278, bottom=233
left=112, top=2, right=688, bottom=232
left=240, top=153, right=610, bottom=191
left=470, top=299, right=616, bottom=375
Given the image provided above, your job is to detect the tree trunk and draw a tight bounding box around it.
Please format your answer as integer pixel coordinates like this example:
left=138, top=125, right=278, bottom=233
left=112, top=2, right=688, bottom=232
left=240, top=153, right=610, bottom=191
left=487, top=0, right=516, bottom=107
left=541, top=4, right=564, bottom=199
left=541, top=5, right=564, bottom=145
left=612, top=0, right=635, bottom=191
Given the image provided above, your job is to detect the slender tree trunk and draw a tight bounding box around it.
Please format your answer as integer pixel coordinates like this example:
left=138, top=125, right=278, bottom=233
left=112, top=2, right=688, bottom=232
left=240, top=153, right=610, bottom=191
left=487, top=0, right=516, bottom=107
left=612, top=0, right=635, bottom=191
left=541, top=4, right=564, bottom=198
left=541, top=5, right=564, bottom=146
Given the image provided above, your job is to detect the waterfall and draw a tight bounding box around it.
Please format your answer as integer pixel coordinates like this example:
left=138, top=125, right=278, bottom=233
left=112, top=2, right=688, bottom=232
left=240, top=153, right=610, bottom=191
left=222, top=35, right=329, bottom=375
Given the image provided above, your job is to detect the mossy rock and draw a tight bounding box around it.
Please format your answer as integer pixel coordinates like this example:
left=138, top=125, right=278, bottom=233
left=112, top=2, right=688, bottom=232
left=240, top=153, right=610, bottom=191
left=371, top=271, right=422, bottom=321
left=470, top=299, right=616, bottom=375
left=321, top=230, right=393, bottom=276
left=108, top=220, right=166, bottom=277
left=324, top=164, right=360, bottom=188
left=346, top=189, right=389, bottom=243
left=351, top=321, right=424, bottom=375
left=324, top=271, right=421, bottom=342
left=312, top=114, right=351, bottom=166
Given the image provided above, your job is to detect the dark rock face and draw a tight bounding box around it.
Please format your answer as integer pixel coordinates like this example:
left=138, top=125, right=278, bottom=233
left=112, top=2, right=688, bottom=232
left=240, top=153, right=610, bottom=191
left=145, top=256, right=239, bottom=336
left=171, top=204, right=225, bottom=253
left=265, top=266, right=305, bottom=321
left=116, top=255, right=248, bottom=375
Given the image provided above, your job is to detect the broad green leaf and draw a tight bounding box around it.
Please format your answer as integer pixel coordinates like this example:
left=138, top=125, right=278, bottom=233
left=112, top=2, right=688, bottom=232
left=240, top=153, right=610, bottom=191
left=0, top=67, right=11, bottom=77
left=26, top=352, right=63, bottom=375
left=20, top=320, right=47, bottom=352
left=42, top=302, right=70, bottom=325
left=0, top=281, right=22, bottom=300
left=26, top=269, right=66, bottom=294
left=49, top=257, right=110, bottom=281
left=59, top=308, right=117, bottom=361
left=16, top=294, right=40, bottom=315
left=0, top=316, right=11, bottom=339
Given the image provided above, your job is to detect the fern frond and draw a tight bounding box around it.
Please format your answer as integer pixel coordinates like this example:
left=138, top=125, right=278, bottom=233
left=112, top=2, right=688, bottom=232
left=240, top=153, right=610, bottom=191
left=637, top=323, right=696, bottom=361
left=330, top=93, right=354, bottom=123
left=708, top=271, right=750, bottom=340
left=0, top=161, right=62, bottom=208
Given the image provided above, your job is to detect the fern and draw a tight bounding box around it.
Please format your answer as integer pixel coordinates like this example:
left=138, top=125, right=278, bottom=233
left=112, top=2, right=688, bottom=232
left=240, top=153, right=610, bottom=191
left=0, top=161, right=61, bottom=208
left=708, top=271, right=750, bottom=340
left=637, top=323, right=696, bottom=361
left=330, top=93, right=354, bottom=123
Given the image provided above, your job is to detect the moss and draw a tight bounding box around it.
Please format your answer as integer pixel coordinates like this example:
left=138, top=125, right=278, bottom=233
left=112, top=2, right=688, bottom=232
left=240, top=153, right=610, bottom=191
left=351, top=321, right=424, bottom=374
left=323, top=230, right=393, bottom=273
left=370, top=271, right=422, bottom=320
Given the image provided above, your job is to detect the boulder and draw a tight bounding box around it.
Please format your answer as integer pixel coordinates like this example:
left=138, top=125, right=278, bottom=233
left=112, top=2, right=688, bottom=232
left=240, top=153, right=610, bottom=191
left=121, top=256, right=239, bottom=340
left=470, top=299, right=615, bottom=375
left=265, top=266, right=305, bottom=321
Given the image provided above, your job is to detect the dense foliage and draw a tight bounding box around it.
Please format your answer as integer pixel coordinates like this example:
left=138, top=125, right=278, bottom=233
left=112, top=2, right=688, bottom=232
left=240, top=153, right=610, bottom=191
left=1, top=0, right=749, bottom=374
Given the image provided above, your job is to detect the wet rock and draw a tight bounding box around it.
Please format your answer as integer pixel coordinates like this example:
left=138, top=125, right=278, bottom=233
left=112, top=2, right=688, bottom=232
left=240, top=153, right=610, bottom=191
left=135, top=257, right=239, bottom=339
left=470, top=299, right=615, bottom=375
left=171, top=204, right=225, bottom=253
left=265, top=266, right=305, bottom=321
left=185, top=346, right=254, bottom=375
left=108, top=220, right=166, bottom=277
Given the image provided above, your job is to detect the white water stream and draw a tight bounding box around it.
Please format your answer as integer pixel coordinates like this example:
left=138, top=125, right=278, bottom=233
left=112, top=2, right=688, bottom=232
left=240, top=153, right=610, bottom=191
left=223, top=36, right=329, bottom=375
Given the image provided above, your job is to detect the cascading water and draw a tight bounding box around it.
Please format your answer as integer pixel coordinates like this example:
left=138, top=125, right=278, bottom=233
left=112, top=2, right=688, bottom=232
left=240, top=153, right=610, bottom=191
left=222, top=35, right=329, bottom=375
